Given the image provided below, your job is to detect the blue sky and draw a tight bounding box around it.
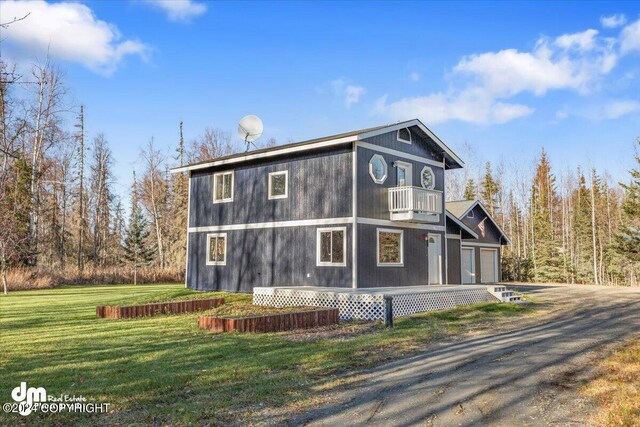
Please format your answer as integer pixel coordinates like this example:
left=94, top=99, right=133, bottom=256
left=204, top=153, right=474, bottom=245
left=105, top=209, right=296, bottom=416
left=2, top=0, right=640, bottom=199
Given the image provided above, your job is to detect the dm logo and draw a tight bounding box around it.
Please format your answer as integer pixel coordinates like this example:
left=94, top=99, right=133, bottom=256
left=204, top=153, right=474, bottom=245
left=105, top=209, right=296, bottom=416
left=11, top=382, right=47, bottom=416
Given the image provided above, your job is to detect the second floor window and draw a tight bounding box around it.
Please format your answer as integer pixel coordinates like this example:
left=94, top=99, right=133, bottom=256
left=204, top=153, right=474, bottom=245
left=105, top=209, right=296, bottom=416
left=268, top=170, right=288, bottom=200
left=395, top=161, right=412, bottom=187
left=213, top=171, right=234, bottom=203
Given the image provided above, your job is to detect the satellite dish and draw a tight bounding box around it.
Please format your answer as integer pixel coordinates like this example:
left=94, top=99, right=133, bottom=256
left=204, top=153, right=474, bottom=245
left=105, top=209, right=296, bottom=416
left=238, top=115, right=263, bottom=151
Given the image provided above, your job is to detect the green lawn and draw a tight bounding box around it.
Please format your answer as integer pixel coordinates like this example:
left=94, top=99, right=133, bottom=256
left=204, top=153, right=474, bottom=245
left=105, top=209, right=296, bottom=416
left=0, top=283, right=538, bottom=426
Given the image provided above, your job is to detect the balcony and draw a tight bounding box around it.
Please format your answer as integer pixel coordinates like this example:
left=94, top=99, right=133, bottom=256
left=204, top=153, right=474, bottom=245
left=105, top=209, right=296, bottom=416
left=388, top=186, right=442, bottom=223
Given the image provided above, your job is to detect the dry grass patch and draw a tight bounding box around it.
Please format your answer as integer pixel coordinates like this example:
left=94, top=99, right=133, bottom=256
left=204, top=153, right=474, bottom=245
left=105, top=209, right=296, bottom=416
left=582, top=337, right=640, bottom=427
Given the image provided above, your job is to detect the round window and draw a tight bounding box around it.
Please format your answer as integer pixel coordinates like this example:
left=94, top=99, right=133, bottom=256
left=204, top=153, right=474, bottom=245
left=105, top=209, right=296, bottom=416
left=421, top=166, right=435, bottom=190
left=369, top=155, right=387, bottom=184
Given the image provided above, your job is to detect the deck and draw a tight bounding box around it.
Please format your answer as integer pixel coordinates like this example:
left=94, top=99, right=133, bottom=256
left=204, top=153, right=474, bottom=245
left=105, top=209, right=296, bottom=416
left=253, top=285, right=500, bottom=320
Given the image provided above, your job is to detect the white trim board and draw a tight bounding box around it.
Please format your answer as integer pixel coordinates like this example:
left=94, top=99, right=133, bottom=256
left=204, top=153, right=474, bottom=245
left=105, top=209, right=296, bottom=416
left=357, top=217, right=446, bottom=232
left=357, top=119, right=464, bottom=167
left=172, top=135, right=357, bottom=173
left=188, top=217, right=353, bottom=233
left=172, top=119, right=464, bottom=174
left=356, top=141, right=444, bottom=168
left=446, top=234, right=461, bottom=239
left=461, top=242, right=502, bottom=248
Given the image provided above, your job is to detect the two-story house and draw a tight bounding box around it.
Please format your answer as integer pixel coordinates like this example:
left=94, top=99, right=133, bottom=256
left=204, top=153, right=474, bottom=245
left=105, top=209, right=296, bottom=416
left=172, top=119, right=508, bottom=292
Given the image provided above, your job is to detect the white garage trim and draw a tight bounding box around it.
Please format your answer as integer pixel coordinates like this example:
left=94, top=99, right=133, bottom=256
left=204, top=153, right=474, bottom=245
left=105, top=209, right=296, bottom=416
left=480, top=248, right=499, bottom=284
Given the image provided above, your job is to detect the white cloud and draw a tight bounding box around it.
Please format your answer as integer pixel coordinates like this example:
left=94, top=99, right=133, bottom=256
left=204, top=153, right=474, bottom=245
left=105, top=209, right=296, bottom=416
left=600, top=14, right=626, bottom=29
left=344, top=85, right=366, bottom=108
left=0, top=0, right=148, bottom=75
left=142, top=0, right=207, bottom=23
left=409, top=72, right=420, bottom=82
left=329, top=79, right=365, bottom=108
left=600, top=100, right=640, bottom=119
left=374, top=91, right=533, bottom=125
left=555, top=29, right=599, bottom=51
left=374, top=24, right=625, bottom=125
left=620, top=19, right=640, bottom=53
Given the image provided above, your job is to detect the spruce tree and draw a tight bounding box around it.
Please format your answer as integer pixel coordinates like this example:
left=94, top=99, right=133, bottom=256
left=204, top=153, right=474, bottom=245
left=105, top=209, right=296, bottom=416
left=122, top=173, right=155, bottom=285
left=614, top=139, right=640, bottom=284
left=530, top=149, right=563, bottom=282
left=480, top=162, right=500, bottom=216
left=463, top=179, right=477, bottom=200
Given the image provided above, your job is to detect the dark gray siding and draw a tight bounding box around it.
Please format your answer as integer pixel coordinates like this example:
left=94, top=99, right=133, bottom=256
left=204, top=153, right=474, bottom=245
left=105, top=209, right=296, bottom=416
left=189, top=146, right=352, bottom=227
left=187, top=225, right=353, bottom=292
left=446, top=220, right=461, bottom=235
left=447, top=238, right=461, bottom=284
left=360, top=127, right=445, bottom=160
left=356, top=146, right=445, bottom=225
left=459, top=205, right=503, bottom=245
left=357, top=224, right=445, bottom=287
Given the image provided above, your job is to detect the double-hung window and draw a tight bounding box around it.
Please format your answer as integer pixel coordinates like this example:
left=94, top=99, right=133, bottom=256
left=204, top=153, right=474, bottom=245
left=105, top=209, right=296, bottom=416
left=206, top=233, right=227, bottom=266
left=213, top=171, right=234, bottom=203
left=316, top=227, right=346, bottom=267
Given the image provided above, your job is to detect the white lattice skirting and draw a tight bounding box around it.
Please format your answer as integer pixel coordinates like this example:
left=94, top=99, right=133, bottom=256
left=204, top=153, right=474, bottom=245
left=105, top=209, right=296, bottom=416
left=253, top=287, right=494, bottom=321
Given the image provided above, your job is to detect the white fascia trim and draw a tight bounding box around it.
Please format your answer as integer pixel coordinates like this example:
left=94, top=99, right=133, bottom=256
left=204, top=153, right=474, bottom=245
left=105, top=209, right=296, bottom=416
left=446, top=234, right=461, bottom=239
left=461, top=241, right=502, bottom=248
left=356, top=141, right=444, bottom=168
left=171, top=136, right=357, bottom=173
left=445, top=211, right=478, bottom=239
left=357, top=217, right=446, bottom=231
left=356, top=119, right=465, bottom=168
left=458, top=201, right=512, bottom=245
left=189, top=217, right=353, bottom=233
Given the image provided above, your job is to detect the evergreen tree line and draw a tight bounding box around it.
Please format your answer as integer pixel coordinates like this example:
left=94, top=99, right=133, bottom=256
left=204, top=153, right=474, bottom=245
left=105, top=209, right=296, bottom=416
left=1, top=57, right=638, bottom=291
left=456, top=145, right=640, bottom=286
left=0, top=58, right=277, bottom=292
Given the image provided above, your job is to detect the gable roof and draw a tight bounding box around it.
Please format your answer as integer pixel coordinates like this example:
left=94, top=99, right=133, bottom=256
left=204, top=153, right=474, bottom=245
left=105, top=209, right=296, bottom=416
left=445, top=199, right=512, bottom=245
left=445, top=200, right=475, bottom=219
left=171, top=119, right=464, bottom=173
left=445, top=211, right=478, bottom=239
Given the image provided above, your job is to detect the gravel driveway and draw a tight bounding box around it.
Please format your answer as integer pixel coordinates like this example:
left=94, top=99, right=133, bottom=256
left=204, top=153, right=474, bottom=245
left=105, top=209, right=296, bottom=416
left=290, top=284, right=640, bottom=427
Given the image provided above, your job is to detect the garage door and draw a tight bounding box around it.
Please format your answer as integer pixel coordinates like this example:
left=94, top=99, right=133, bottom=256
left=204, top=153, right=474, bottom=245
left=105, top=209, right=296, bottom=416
left=480, top=249, right=498, bottom=283
left=461, top=248, right=475, bottom=284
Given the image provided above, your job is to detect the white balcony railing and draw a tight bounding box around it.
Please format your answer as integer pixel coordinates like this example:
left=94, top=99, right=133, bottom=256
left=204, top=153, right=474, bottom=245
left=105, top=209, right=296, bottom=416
left=388, top=186, right=442, bottom=216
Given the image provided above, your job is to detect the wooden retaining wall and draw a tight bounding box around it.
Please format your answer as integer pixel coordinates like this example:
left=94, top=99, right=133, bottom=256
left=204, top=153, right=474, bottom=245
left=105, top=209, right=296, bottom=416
left=198, top=307, right=339, bottom=333
left=96, top=298, right=225, bottom=319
